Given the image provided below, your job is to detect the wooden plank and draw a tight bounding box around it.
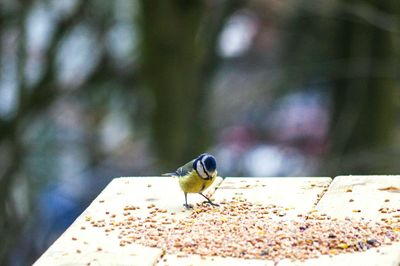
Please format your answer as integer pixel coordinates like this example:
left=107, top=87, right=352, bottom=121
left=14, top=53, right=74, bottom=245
left=212, top=177, right=332, bottom=220
left=277, top=243, right=400, bottom=266
left=294, top=175, right=400, bottom=266
left=34, top=176, right=224, bottom=266
left=160, top=177, right=332, bottom=265
left=158, top=254, right=274, bottom=266
left=34, top=176, right=400, bottom=266
left=316, top=175, right=400, bottom=220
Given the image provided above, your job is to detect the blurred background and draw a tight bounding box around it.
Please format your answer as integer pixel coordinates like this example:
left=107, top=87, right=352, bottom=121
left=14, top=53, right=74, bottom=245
left=0, top=0, right=399, bottom=264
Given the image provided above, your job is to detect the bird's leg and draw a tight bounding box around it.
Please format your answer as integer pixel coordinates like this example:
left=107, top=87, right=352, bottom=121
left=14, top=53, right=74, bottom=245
left=183, top=192, right=193, bottom=209
left=199, top=192, right=219, bottom=207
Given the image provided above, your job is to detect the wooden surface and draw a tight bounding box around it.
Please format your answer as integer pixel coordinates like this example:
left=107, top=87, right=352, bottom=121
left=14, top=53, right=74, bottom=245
left=34, top=176, right=400, bottom=266
left=295, top=175, right=400, bottom=266
left=316, top=175, right=400, bottom=220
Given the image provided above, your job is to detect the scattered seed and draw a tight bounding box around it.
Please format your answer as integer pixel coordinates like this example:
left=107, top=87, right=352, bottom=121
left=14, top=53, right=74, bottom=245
left=378, top=186, right=400, bottom=192
left=84, top=198, right=400, bottom=262
left=367, top=239, right=380, bottom=247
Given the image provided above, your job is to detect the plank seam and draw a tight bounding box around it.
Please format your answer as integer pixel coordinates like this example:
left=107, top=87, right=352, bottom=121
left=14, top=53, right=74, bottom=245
left=312, top=178, right=332, bottom=209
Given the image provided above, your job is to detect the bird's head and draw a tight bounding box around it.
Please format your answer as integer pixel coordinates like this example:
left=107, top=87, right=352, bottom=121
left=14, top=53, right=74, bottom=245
left=193, top=153, right=217, bottom=180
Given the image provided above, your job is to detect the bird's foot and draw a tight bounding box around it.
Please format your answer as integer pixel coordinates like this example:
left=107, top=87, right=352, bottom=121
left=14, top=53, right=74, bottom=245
left=183, top=203, right=193, bottom=209
left=203, top=200, right=219, bottom=207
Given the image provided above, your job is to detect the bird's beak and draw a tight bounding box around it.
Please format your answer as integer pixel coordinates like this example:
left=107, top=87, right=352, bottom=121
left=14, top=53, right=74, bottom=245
left=207, top=171, right=216, bottom=180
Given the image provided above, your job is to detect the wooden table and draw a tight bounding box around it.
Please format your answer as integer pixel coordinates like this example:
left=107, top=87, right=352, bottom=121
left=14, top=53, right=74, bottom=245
left=34, top=176, right=400, bottom=266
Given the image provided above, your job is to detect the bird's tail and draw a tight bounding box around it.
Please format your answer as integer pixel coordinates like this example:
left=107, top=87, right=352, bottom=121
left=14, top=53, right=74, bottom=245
left=162, top=172, right=177, bottom=177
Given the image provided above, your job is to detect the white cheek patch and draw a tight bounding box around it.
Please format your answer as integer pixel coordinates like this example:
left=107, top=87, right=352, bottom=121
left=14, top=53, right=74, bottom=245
left=196, top=162, right=208, bottom=179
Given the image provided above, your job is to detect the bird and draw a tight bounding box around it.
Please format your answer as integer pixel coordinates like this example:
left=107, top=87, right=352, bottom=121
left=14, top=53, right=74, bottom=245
left=163, top=153, right=219, bottom=209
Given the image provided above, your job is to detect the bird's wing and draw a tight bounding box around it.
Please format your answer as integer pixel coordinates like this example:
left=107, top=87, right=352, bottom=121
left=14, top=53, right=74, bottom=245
left=175, top=160, right=195, bottom=176
left=162, top=160, right=194, bottom=177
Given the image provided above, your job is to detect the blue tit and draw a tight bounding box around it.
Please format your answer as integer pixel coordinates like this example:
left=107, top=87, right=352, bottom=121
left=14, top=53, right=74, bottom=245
left=163, top=153, right=219, bottom=209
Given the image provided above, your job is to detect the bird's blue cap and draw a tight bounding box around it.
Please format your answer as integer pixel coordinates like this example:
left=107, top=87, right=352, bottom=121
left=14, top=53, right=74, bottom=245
left=203, top=155, right=217, bottom=172
left=195, top=153, right=217, bottom=172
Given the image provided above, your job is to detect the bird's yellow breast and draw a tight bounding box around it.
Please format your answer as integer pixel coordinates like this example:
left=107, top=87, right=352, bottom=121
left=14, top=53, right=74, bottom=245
left=178, top=170, right=217, bottom=193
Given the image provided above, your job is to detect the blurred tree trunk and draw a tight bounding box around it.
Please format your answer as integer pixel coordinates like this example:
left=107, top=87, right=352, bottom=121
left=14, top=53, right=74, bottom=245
left=138, top=0, right=240, bottom=168
left=139, top=1, right=206, bottom=168
left=328, top=0, right=399, bottom=174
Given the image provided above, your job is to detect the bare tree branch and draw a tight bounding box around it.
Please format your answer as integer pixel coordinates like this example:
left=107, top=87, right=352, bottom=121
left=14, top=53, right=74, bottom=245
left=0, top=0, right=90, bottom=139
left=0, top=1, right=92, bottom=264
